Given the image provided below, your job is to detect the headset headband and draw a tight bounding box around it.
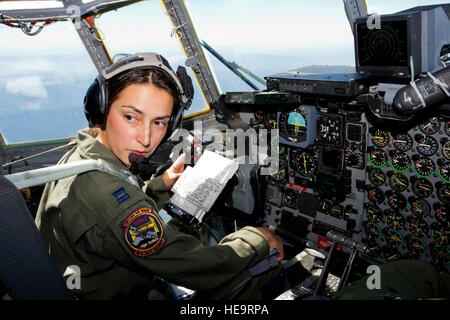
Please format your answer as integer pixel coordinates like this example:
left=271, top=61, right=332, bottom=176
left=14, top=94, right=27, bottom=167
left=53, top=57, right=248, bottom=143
left=101, top=53, right=188, bottom=106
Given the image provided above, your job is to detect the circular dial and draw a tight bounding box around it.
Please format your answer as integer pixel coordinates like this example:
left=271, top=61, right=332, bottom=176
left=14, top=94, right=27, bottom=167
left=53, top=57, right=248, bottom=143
left=386, top=191, right=407, bottom=211
left=419, top=117, right=440, bottom=135
left=409, top=198, right=431, bottom=218
left=392, top=133, right=413, bottom=152
left=290, top=150, right=316, bottom=177
left=389, top=151, right=410, bottom=173
left=431, top=223, right=450, bottom=245
left=265, top=112, right=278, bottom=129
left=442, top=141, right=450, bottom=160
left=368, top=148, right=388, bottom=168
left=365, top=204, right=383, bottom=223
left=429, top=242, right=450, bottom=269
left=383, top=228, right=404, bottom=249
left=437, top=184, right=450, bottom=204
left=369, top=168, right=386, bottom=186
left=318, top=115, right=342, bottom=146
left=411, top=178, right=433, bottom=198
left=406, top=216, right=429, bottom=237
left=385, top=209, right=406, bottom=230
left=270, top=164, right=286, bottom=182
left=434, top=204, right=449, bottom=226
left=284, top=190, right=298, bottom=209
left=371, top=129, right=390, bottom=148
left=413, top=157, right=435, bottom=178
left=389, top=172, right=409, bottom=192
left=406, top=236, right=428, bottom=257
left=344, top=143, right=365, bottom=169
left=366, top=186, right=385, bottom=204
left=415, top=135, right=438, bottom=156
left=438, top=162, right=450, bottom=183
left=445, top=122, right=450, bottom=136
left=279, top=111, right=307, bottom=142
left=364, top=222, right=382, bottom=242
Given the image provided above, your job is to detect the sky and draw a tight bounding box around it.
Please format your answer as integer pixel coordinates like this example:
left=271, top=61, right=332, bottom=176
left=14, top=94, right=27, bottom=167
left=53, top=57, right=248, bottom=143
left=0, top=0, right=449, bottom=143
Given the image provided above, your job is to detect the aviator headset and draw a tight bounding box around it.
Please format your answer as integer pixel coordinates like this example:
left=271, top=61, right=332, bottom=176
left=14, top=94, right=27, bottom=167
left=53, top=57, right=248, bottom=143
left=83, top=52, right=194, bottom=144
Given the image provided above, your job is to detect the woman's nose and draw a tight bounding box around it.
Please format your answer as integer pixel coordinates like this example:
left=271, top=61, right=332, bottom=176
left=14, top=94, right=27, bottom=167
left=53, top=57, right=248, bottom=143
left=137, top=124, right=151, bottom=147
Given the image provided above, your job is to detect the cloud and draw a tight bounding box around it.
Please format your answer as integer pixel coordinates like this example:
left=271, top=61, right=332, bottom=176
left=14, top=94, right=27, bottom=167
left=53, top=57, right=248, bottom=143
left=6, top=76, right=48, bottom=99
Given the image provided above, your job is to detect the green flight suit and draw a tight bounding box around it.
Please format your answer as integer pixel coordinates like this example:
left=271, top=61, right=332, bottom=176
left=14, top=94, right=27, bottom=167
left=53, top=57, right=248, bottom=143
left=35, top=128, right=278, bottom=300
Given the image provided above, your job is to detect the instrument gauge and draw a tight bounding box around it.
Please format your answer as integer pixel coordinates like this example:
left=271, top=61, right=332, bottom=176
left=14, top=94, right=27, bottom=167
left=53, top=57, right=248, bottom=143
left=383, top=228, right=404, bottom=249
left=284, top=190, right=298, bottom=209
left=429, top=242, right=450, bottom=268
left=445, top=122, right=450, bottom=137
left=415, top=135, right=438, bottom=156
left=419, top=116, right=440, bottom=135
left=406, top=236, right=428, bottom=257
left=409, top=198, right=431, bottom=218
left=411, top=178, right=433, bottom=198
left=270, top=164, right=286, bottom=183
left=366, top=186, right=385, bottom=204
left=368, top=148, right=388, bottom=168
left=364, top=222, right=382, bottom=242
left=389, top=172, right=409, bottom=192
left=290, top=150, right=316, bottom=177
left=406, top=216, right=429, bottom=238
left=385, top=209, right=406, bottom=230
left=431, top=223, right=449, bottom=245
left=386, top=191, right=407, bottom=211
left=279, top=110, right=307, bottom=142
left=368, top=168, right=386, bottom=186
left=392, top=133, right=413, bottom=152
left=437, top=184, right=450, bottom=204
left=344, top=143, right=365, bottom=169
left=389, top=151, right=410, bottom=173
left=371, top=129, right=389, bottom=148
left=317, top=115, right=342, bottom=146
left=413, top=157, right=435, bottom=178
left=265, top=112, right=278, bottom=129
left=433, top=204, right=449, bottom=226
left=438, top=162, right=450, bottom=183
left=442, top=141, right=450, bottom=160
left=365, top=204, right=383, bottom=223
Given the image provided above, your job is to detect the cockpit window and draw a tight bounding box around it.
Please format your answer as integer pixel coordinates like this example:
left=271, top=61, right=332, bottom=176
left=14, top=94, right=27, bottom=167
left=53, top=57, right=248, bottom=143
left=94, top=0, right=210, bottom=118
left=0, top=21, right=97, bottom=144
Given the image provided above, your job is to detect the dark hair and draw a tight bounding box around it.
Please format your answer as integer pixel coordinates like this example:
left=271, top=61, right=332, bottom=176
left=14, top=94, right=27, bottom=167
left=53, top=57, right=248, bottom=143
left=106, top=67, right=180, bottom=118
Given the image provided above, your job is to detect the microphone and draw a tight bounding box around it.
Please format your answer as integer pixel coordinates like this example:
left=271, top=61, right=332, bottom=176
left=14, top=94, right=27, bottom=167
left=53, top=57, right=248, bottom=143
left=128, top=153, right=167, bottom=181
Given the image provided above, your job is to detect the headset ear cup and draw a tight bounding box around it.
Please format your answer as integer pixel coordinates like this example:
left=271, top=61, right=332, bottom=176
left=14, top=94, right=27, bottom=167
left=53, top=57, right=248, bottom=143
left=84, top=77, right=106, bottom=127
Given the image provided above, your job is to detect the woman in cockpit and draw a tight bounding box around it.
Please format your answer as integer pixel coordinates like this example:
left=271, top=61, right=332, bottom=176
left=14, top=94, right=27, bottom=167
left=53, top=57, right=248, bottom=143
left=35, top=52, right=285, bottom=300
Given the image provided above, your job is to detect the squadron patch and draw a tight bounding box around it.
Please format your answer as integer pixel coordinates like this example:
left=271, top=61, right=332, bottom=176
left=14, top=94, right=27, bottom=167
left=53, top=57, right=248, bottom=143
left=122, top=207, right=165, bottom=257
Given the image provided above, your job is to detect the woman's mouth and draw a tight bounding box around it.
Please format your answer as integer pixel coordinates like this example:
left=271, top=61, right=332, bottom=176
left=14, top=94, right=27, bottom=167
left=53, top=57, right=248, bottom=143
left=130, top=150, right=147, bottom=155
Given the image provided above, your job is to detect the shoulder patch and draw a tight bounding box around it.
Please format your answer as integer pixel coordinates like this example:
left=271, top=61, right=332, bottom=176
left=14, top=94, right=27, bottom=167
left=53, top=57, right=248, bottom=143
left=122, top=207, right=165, bottom=257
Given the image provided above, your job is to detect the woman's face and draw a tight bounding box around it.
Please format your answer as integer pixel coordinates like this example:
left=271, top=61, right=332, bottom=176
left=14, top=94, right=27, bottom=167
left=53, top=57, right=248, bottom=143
left=98, top=83, right=174, bottom=167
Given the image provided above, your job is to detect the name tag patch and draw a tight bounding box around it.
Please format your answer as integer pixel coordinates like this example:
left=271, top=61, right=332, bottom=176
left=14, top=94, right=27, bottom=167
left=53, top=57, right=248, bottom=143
left=122, top=207, right=165, bottom=257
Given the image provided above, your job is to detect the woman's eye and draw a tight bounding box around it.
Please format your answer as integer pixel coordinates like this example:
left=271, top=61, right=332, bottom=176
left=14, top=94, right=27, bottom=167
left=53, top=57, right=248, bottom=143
left=154, top=120, right=168, bottom=128
left=125, top=114, right=136, bottom=122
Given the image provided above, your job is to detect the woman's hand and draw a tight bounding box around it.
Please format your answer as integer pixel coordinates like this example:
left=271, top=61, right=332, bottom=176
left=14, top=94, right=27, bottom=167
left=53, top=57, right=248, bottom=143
left=255, top=227, right=285, bottom=262
left=162, top=153, right=186, bottom=189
